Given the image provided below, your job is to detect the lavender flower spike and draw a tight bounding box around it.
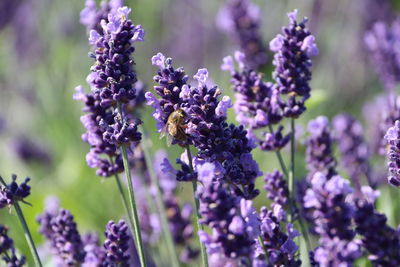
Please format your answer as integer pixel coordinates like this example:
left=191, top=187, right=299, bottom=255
left=37, top=208, right=86, bottom=266
left=304, top=172, right=361, bottom=266
left=80, top=0, right=123, bottom=32
left=103, top=220, right=131, bottom=266
left=257, top=206, right=301, bottom=266
left=354, top=200, right=400, bottom=266
left=264, top=170, right=289, bottom=206
left=365, top=19, right=400, bottom=90
left=217, top=0, right=267, bottom=69
left=0, top=224, right=26, bottom=266
left=306, top=116, right=336, bottom=179
left=270, top=9, right=318, bottom=118
left=0, top=174, right=31, bottom=209
left=333, top=114, right=372, bottom=188
left=385, top=120, right=400, bottom=186
left=197, top=162, right=257, bottom=260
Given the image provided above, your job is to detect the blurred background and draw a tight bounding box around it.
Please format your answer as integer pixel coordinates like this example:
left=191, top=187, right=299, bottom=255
left=1, top=0, right=399, bottom=265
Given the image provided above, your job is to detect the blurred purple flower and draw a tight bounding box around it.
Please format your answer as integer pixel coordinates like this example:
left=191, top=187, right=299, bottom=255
left=305, top=172, right=361, bottom=266
left=11, top=136, right=51, bottom=165
left=37, top=208, right=86, bottom=266
left=365, top=19, right=400, bottom=90
left=80, top=0, right=123, bottom=32
left=82, top=233, right=106, bottom=267
left=264, top=170, right=289, bottom=206
left=333, top=114, right=373, bottom=188
left=306, top=116, right=337, bottom=179
left=217, top=0, right=267, bottom=70
left=103, top=220, right=130, bottom=266
left=354, top=200, right=400, bottom=266
left=385, top=120, right=400, bottom=186
left=0, top=224, right=26, bottom=267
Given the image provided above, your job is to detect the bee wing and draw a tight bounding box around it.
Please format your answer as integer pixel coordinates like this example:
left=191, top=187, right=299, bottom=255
left=159, top=123, right=174, bottom=146
left=166, top=134, right=173, bottom=147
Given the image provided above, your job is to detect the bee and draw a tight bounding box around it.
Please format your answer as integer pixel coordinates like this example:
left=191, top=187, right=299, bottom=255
left=162, top=109, right=187, bottom=146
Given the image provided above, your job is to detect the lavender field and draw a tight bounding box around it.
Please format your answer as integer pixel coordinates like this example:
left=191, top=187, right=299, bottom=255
left=1, top=0, right=400, bottom=266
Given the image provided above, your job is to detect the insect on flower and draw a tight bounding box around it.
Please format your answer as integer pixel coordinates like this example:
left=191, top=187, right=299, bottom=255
left=162, top=109, right=188, bottom=146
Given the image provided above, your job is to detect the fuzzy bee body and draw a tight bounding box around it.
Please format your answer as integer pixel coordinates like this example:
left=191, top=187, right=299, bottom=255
left=163, top=109, right=187, bottom=145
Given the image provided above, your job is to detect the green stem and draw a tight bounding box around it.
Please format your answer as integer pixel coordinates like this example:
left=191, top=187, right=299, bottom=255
left=288, top=119, right=296, bottom=223
left=186, top=146, right=209, bottom=267
left=268, top=125, right=288, bottom=177
left=257, top=235, right=269, bottom=264
left=117, top=103, right=147, bottom=267
left=13, top=202, right=43, bottom=267
left=120, top=145, right=147, bottom=267
left=113, top=172, right=136, bottom=237
left=140, top=128, right=181, bottom=267
left=268, top=124, right=312, bottom=253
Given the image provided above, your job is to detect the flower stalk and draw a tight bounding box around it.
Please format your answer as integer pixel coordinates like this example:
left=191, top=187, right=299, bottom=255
left=120, top=144, right=147, bottom=267
left=14, top=200, right=42, bottom=267
left=0, top=176, right=42, bottom=267
left=140, top=126, right=181, bottom=267
left=186, top=146, right=209, bottom=267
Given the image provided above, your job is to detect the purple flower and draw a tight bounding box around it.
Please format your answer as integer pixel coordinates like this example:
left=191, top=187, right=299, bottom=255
left=333, top=114, right=373, bottom=188
left=365, top=19, right=400, bottom=90
left=103, top=220, right=130, bottom=266
left=197, top=162, right=256, bottom=260
left=0, top=224, right=26, bottom=267
left=89, top=7, right=143, bottom=107
left=217, top=0, right=267, bottom=69
left=223, top=53, right=285, bottom=130
left=215, top=96, right=233, bottom=118
left=151, top=52, right=166, bottom=68
left=74, top=87, right=124, bottom=177
left=304, top=172, right=361, bottom=266
left=80, top=0, right=123, bottom=32
left=148, top=55, right=261, bottom=198
left=193, top=68, right=209, bottom=86
left=146, top=54, right=191, bottom=145
left=306, top=116, right=337, bottom=178
left=257, top=207, right=301, bottom=266
left=264, top=170, right=289, bottom=206
left=354, top=200, right=400, bottom=266
left=77, top=3, right=144, bottom=176
left=385, top=120, right=400, bottom=186
left=37, top=208, right=86, bottom=266
left=311, top=236, right=361, bottom=267
left=0, top=175, right=31, bottom=209
left=259, top=126, right=290, bottom=151
left=82, top=233, right=106, bottom=267
left=11, top=136, right=51, bottom=165
left=271, top=9, right=318, bottom=118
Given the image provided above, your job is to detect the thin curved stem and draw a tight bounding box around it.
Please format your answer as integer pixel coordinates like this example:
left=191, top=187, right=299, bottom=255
left=140, top=127, right=181, bottom=267
left=268, top=123, right=312, bottom=253
left=13, top=202, right=43, bottom=267
left=288, top=119, right=296, bottom=223
left=113, top=172, right=135, bottom=235
left=186, top=146, right=209, bottom=267
left=120, top=145, right=148, bottom=267
left=257, top=235, right=269, bottom=264
left=117, top=103, right=147, bottom=267
left=268, top=125, right=288, bottom=177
